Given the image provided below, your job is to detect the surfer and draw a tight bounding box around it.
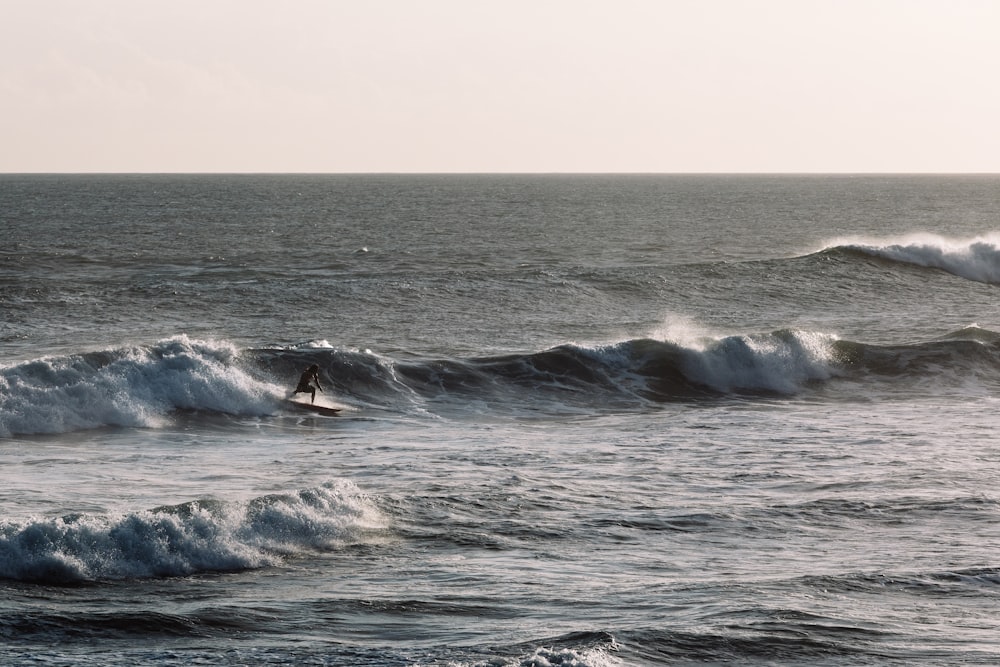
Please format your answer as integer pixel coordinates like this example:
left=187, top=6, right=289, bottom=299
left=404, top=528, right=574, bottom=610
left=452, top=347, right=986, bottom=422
left=293, top=364, right=323, bottom=403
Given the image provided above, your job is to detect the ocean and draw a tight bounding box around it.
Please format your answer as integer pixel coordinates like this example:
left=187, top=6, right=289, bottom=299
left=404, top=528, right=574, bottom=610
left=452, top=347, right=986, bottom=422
left=1, top=174, right=999, bottom=665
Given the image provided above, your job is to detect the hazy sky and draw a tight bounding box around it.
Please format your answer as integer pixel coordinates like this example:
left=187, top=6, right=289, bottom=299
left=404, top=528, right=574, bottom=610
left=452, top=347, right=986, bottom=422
left=3, top=0, right=998, bottom=173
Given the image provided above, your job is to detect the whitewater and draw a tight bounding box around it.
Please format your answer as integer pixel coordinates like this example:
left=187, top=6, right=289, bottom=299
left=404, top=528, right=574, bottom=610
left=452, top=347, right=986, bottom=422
left=2, top=174, right=1000, bottom=665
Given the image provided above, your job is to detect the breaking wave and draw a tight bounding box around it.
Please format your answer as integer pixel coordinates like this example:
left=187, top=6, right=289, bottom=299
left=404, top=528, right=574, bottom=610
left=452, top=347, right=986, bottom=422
left=0, top=336, right=284, bottom=436
left=826, top=234, right=1000, bottom=285
left=0, top=480, right=384, bottom=584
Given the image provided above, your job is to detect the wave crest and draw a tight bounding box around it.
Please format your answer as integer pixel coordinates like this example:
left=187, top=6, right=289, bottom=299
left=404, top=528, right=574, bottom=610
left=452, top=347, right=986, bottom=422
left=673, top=329, right=838, bottom=394
left=829, top=234, right=1000, bottom=285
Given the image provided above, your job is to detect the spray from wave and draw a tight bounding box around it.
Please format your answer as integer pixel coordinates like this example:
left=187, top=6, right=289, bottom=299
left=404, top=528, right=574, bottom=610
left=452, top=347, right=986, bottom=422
left=671, top=328, right=839, bottom=394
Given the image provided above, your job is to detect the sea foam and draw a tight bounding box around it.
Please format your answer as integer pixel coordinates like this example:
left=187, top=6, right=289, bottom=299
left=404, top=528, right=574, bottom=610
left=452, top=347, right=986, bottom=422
left=0, top=481, right=384, bottom=583
left=0, top=336, right=283, bottom=436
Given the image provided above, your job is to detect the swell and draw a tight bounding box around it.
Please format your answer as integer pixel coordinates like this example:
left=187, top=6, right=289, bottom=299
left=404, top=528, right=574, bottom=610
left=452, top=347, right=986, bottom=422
left=5, top=326, right=1000, bottom=436
left=0, top=480, right=384, bottom=584
left=619, top=623, right=890, bottom=664
left=801, top=566, right=1000, bottom=597
left=0, top=609, right=261, bottom=641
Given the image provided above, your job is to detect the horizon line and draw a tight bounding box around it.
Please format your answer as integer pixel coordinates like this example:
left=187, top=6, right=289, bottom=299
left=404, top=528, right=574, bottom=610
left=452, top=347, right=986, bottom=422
left=3, top=171, right=999, bottom=177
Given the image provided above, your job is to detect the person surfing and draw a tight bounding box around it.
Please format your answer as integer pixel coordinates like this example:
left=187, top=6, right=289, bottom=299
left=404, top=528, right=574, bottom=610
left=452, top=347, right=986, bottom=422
left=293, top=364, right=323, bottom=404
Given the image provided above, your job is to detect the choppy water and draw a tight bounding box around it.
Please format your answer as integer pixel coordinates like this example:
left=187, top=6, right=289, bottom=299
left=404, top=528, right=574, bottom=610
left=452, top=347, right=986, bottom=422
left=2, top=174, right=1000, bottom=665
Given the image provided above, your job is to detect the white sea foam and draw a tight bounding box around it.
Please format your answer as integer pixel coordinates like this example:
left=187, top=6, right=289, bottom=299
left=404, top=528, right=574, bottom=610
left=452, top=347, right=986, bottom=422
left=513, top=646, right=623, bottom=667
left=0, top=480, right=384, bottom=583
left=0, top=335, right=284, bottom=436
left=301, top=339, right=335, bottom=348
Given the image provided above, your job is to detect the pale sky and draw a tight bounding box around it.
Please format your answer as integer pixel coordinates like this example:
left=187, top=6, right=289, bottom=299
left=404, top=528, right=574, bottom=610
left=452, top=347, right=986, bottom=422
left=2, top=0, right=998, bottom=173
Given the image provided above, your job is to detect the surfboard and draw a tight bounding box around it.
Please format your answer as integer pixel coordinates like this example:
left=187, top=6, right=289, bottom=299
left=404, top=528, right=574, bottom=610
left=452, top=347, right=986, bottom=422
left=286, top=399, right=342, bottom=416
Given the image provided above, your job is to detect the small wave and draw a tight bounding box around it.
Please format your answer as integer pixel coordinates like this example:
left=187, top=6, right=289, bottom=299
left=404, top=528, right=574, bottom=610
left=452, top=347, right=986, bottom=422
left=0, top=480, right=384, bottom=584
left=620, top=623, right=883, bottom=663
left=763, top=494, right=1000, bottom=530
left=802, top=566, right=1000, bottom=598
left=826, top=233, right=1000, bottom=285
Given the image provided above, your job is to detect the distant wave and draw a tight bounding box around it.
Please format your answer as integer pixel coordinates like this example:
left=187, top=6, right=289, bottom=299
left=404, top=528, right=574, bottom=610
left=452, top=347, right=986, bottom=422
left=824, top=234, right=1000, bottom=285
left=4, top=328, right=1000, bottom=436
left=0, top=481, right=384, bottom=584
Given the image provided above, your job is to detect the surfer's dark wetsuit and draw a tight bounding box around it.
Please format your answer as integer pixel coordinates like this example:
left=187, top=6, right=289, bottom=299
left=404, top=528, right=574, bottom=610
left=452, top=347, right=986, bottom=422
left=293, top=364, right=323, bottom=403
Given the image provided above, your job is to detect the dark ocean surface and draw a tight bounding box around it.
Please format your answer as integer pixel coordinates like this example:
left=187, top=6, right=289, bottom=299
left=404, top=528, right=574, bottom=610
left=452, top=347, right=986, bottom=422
left=2, top=174, right=1000, bottom=665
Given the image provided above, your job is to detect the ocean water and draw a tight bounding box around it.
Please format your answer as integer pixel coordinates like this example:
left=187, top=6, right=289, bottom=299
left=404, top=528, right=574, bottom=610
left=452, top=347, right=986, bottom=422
left=2, top=174, right=1000, bottom=665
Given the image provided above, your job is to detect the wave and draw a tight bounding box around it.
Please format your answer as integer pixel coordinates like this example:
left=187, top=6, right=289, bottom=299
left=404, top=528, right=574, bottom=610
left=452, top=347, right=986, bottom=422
left=0, top=480, right=384, bottom=584
left=264, top=327, right=1000, bottom=410
left=0, top=336, right=284, bottom=437
left=5, top=327, right=1000, bottom=436
left=824, top=234, right=1000, bottom=285
left=255, top=329, right=842, bottom=412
